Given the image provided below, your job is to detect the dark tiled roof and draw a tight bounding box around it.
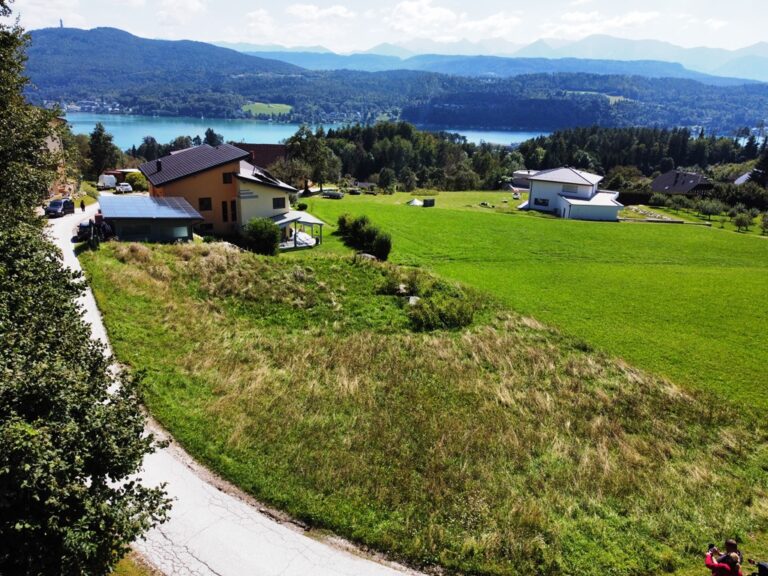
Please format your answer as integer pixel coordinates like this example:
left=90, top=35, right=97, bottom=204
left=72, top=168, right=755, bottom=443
left=651, top=170, right=714, bottom=195
left=99, top=195, right=203, bottom=220
left=139, top=144, right=249, bottom=187
left=234, top=144, right=287, bottom=168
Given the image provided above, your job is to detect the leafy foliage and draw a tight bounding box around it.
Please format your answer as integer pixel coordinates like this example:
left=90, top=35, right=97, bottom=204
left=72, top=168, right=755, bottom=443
left=336, top=214, right=392, bottom=260
left=242, top=218, right=281, bottom=255
left=0, top=5, right=169, bottom=573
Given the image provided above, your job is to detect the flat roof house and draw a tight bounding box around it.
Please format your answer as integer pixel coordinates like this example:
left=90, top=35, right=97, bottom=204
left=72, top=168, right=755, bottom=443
left=521, top=167, right=622, bottom=221
left=99, top=196, right=203, bottom=242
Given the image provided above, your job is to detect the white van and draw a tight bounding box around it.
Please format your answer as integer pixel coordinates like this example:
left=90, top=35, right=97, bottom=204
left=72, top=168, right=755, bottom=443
left=97, top=174, right=117, bottom=190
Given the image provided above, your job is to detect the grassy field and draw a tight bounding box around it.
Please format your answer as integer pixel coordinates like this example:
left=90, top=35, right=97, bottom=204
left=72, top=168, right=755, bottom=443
left=303, top=192, right=768, bottom=408
left=242, top=102, right=293, bottom=116
left=81, top=243, right=768, bottom=576
left=650, top=205, right=766, bottom=236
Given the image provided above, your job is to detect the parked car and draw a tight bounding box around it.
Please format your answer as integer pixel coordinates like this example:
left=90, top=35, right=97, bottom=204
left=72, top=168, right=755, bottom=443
left=115, top=182, right=133, bottom=194
left=322, top=190, right=344, bottom=199
left=45, top=198, right=75, bottom=218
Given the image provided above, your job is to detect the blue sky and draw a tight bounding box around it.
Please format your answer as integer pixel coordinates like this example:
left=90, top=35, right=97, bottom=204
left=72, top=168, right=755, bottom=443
left=8, top=0, right=764, bottom=52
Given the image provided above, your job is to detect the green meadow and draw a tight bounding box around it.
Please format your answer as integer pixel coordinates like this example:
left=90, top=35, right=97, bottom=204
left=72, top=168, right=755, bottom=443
left=303, top=192, right=768, bottom=408
left=241, top=102, right=293, bottom=116
left=81, top=243, right=768, bottom=576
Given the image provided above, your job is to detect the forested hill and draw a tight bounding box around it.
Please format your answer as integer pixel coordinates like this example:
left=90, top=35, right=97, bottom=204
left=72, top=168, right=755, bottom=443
left=26, top=27, right=302, bottom=96
left=23, top=27, right=768, bottom=132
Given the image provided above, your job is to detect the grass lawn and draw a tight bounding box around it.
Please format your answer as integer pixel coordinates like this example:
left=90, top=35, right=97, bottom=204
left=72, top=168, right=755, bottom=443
left=114, top=555, right=156, bottom=576
left=81, top=242, right=768, bottom=576
left=303, top=192, right=768, bottom=408
left=242, top=102, right=293, bottom=116
left=651, top=205, right=766, bottom=237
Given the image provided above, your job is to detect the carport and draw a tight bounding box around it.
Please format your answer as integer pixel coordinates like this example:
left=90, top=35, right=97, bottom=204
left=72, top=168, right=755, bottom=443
left=99, top=196, right=203, bottom=242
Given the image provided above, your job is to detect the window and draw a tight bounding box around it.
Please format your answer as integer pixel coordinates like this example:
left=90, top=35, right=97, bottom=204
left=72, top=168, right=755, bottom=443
left=222, top=201, right=229, bottom=223
left=562, top=184, right=579, bottom=195
left=198, top=197, right=212, bottom=211
left=223, top=172, right=233, bottom=184
left=534, top=197, right=550, bottom=207
left=231, top=200, right=237, bottom=223
left=272, top=197, right=286, bottom=210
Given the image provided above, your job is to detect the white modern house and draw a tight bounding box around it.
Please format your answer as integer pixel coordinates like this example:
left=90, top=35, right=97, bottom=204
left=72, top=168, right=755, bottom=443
left=520, top=167, right=622, bottom=221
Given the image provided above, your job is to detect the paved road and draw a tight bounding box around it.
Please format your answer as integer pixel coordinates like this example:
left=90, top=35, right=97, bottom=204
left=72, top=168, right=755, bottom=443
left=47, top=206, right=419, bottom=576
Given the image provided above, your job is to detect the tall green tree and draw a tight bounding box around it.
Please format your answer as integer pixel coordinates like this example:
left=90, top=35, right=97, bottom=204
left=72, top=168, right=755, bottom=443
left=0, top=2, right=169, bottom=573
left=203, top=127, right=223, bottom=146
left=88, top=122, right=118, bottom=178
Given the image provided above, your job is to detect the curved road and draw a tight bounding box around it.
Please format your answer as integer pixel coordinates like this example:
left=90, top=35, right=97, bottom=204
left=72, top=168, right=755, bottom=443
left=48, top=204, right=419, bottom=576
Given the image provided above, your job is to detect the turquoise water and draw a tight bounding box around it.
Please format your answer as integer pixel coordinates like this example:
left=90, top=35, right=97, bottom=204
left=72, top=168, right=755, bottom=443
left=64, top=113, right=548, bottom=150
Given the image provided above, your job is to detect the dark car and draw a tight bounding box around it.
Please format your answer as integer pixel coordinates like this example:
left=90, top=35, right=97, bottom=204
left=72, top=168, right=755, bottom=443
left=322, top=190, right=344, bottom=199
left=45, top=198, right=75, bottom=218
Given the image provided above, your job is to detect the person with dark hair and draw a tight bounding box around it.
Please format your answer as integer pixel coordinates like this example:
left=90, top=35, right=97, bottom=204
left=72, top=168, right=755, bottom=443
left=706, top=545, right=743, bottom=576
left=720, top=540, right=744, bottom=566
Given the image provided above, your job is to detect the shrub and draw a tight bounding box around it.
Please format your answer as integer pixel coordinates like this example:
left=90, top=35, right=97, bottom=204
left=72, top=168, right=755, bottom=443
left=649, top=193, right=670, bottom=207
left=762, top=213, right=768, bottom=235
left=337, top=215, right=393, bottom=261
left=242, top=218, right=281, bottom=255
left=728, top=203, right=748, bottom=219
left=697, top=199, right=725, bottom=220
left=296, top=202, right=308, bottom=211
left=337, top=213, right=353, bottom=236
left=407, top=295, right=476, bottom=331
left=125, top=171, right=148, bottom=191
left=371, top=232, right=392, bottom=261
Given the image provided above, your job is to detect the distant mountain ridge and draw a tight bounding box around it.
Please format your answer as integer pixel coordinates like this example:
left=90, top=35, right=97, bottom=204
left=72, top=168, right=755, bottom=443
left=243, top=51, right=755, bottom=86
left=234, top=34, right=768, bottom=82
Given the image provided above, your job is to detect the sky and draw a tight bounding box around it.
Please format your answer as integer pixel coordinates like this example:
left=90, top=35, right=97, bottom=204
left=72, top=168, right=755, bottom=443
left=6, top=0, right=765, bottom=53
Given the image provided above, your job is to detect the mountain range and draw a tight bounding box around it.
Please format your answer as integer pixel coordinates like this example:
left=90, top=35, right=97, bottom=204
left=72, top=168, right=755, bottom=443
left=23, top=27, right=768, bottom=134
left=240, top=51, right=753, bottom=87
left=230, top=35, right=768, bottom=83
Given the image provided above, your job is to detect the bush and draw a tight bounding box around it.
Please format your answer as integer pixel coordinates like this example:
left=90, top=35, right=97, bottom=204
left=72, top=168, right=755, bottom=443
left=407, top=295, right=476, bottom=331
left=649, top=193, right=670, bottom=207
left=371, top=232, right=392, bottom=261
left=337, top=214, right=392, bottom=261
left=296, top=202, right=308, bottom=211
left=125, top=171, right=148, bottom=192
left=242, top=218, right=281, bottom=255
left=762, top=213, right=768, bottom=235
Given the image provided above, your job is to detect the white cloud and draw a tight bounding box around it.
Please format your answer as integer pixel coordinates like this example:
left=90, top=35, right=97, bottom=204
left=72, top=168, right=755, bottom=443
left=570, top=0, right=594, bottom=5
left=541, top=10, right=660, bottom=39
left=246, top=8, right=276, bottom=37
left=157, top=0, right=206, bottom=27
left=286, top=4, right=355, bottom=21
left=704, top=18, right=728, bottom=31
left=387, top=0, right=520, bottom=41
left=12, top=0, right=87, bottom=29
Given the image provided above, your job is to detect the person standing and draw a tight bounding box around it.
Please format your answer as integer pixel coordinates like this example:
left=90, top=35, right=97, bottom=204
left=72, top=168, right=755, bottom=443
left=80, top=199, right=85, bottom=212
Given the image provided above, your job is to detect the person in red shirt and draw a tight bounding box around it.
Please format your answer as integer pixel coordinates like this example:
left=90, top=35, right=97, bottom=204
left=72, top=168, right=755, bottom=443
left=706, top=547, right=743, bottom=576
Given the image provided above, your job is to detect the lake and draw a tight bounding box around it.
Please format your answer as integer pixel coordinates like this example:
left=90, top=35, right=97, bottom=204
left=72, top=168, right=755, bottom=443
left=64, top=113, right=548, bottom=150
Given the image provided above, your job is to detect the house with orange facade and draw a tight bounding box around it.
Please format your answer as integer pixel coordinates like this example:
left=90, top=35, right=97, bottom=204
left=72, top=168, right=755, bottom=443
left=139, top=144, right=323, bottom=246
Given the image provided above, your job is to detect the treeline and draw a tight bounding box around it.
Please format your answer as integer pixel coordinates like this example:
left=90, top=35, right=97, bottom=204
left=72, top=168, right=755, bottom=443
left=276, top=122, right=525, bottom=191
left=518, top=126, right=766, bottom=175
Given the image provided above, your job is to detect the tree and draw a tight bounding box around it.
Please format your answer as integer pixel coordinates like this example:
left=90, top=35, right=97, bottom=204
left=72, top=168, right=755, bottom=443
left=203, top=127, right=223, bottom=146
left=750, top=153, right=768, bottom=188
left=242, top=218, right=281, bottom=255
left=733, top=212, right=753, bottom=232
left=268, top=157, right=312, bottom=191
left=285, top=126, right=340, bottom=191
left=0, top=3, right=169, bottom=572
left=125, top=171, right=148, bottom=191
left=378, top=167, right=396, bottom=190
left=697, top=199, right=724, bottom=221
left=88, top=122, right=119, bottom=178
left=649, top=193, right=670, bottom=207
left=400, top=167, right=418, bottom=192
left=762, top=213, right=768, bottom=236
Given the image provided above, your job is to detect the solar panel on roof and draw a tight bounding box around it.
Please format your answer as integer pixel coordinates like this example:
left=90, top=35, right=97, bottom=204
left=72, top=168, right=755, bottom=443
left=99, top=196, right=203, bottom=220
